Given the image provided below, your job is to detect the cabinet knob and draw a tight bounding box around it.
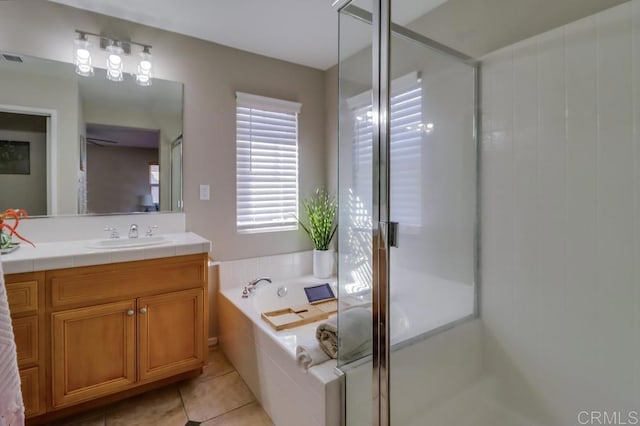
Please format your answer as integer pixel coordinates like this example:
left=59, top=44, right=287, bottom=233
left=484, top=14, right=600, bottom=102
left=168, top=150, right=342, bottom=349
left=126, top=310, right=134, bottom=316
left=140, top=307, right=147, bottom=315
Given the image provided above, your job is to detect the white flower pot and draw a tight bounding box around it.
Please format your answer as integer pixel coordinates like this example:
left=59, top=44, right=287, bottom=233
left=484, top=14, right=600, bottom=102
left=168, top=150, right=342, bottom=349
left=313, top=249, right=335, bottom=279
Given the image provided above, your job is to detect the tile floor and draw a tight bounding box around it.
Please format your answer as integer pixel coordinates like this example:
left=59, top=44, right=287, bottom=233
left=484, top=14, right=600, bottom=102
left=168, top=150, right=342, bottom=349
left=54, top=347, right=273, bottom=426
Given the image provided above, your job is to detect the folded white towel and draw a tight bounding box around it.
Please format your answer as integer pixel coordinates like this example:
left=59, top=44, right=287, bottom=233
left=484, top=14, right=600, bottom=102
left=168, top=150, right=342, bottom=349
left=316, top=307, right=371, bottom=363
left=0, top=259, right=25, bottom=426
left=296, top=340, right=331, bottom=372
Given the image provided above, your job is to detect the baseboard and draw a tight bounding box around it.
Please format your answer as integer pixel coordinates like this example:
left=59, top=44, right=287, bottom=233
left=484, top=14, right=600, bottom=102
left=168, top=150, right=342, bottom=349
left=208, top=337, right=218, bottom=347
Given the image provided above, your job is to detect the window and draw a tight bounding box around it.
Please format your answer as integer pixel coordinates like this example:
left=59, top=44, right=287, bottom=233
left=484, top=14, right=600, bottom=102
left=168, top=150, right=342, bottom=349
left=149, top=163, right=159, bottom=204
left=236, top=92, right=301, bottom=233
left=349, top=72, right=423, bottom=227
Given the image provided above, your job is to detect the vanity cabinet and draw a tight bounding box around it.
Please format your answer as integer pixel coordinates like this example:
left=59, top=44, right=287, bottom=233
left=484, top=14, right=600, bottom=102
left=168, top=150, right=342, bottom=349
left=6, top=272, right=46, bottom=418
left=51, top=300, right=137, bottom=408
left=5, top=253, right=208, bottom=422
left=138, top=288, right=204, bottom=383
left=48, top=254, right=207, bottom=410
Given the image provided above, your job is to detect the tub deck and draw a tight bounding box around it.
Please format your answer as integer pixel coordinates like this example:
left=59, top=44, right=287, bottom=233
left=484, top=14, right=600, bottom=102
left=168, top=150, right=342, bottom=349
left=218, top=272, right=475, bottom=426
left=218, top=276, right=342, bottom=426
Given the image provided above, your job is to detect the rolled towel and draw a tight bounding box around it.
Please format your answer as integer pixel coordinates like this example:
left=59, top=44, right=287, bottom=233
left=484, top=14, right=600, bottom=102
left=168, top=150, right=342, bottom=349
left=316, top=307, right=372, bottom=363
left=295, top=340, right=331, bottom=372
left=0, top=260, right=25, bottom=426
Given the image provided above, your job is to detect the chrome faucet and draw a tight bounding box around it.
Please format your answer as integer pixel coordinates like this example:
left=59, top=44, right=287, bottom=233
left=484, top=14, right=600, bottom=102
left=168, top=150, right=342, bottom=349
left=128, top=224, right=139, bottom=239
left=104, top=226, right=119, bottom=239
left=241, top=277, right=272, bottom=298
left=145, top=225, right=159, bottom=237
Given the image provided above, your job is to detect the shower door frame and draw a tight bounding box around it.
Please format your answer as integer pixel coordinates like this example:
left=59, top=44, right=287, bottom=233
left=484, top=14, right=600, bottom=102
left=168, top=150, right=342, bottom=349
left=336, top=2, right=480, bottom=425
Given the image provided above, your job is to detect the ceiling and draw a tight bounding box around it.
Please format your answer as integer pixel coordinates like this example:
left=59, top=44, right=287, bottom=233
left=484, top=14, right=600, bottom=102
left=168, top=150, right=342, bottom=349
left=47, top=0, right=446, bottom=70
left=86, top=124, right=159, bottom=149
left=46, top=0, right=626, bottom=70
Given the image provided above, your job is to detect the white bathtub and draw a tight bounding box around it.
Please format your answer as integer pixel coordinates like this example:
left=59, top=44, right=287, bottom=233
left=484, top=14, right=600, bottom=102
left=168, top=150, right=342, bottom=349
left=218, top=276, right=343, bottom=426
left=218, top=260, right=477, bottom=426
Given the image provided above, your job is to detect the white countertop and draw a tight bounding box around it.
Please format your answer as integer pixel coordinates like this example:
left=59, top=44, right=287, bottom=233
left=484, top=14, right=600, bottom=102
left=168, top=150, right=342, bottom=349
left=0, top=232, right=211, bottom=274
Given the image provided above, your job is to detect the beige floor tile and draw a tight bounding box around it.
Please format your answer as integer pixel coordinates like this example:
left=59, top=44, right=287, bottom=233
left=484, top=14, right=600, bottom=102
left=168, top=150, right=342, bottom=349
left=54, top=411, right=106, bottom=426
left=179, top=371, right=255, bottom=422
left=201, top=346, right=234, bottom=379
left=105, top=386, right=187, bottom=426
left=201, top=402, right=273, bottom=426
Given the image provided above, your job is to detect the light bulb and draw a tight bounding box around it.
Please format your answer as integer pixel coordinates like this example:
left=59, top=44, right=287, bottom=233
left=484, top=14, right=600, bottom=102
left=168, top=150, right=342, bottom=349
left=106, top=42, right=124, bottom=82
left=136, top=47, right=153, bottom=87
left=74, top=35, right=94, bottom=77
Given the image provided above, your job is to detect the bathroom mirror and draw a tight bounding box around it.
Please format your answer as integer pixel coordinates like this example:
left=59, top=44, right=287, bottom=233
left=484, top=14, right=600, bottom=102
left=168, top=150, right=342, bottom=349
left=0, top=52, right=183, bottom=217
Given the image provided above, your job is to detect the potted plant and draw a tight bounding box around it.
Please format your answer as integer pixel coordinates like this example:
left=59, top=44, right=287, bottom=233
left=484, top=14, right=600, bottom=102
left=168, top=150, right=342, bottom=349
left=0, top=208, right=35, bottom=251
left=298, top=189, right=337, bottom=278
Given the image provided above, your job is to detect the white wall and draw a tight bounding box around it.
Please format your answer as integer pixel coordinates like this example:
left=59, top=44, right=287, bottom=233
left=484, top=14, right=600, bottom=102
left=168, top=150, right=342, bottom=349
left=481, top=1, right=640, bottom=424
left=0, top=68, right=79, bottom=214
left=0, top=0, right=326, bottom=261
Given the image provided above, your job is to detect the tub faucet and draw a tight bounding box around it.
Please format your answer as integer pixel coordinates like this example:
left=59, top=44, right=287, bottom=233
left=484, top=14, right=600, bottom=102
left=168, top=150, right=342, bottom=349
left=242, top=277, right=272, bottom=298
left=249, top=277, right=272, bottom=287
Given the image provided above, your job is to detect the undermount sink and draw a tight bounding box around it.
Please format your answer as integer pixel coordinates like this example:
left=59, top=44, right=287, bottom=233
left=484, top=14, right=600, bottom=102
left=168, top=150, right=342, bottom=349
left=86, top=236, right=169, bottom=249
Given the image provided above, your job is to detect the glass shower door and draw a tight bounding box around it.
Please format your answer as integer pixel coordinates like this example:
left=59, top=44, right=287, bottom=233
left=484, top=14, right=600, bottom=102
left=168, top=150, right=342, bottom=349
left=387, top=26, right=477, bottom=426
left=170, top=137, right=183, bottom=211
left=337, top=2, right=375, bottom=425
left=337, top=1, right=477, bottom=424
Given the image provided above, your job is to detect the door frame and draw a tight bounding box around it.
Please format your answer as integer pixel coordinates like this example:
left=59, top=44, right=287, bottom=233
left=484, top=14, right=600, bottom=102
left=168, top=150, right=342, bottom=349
left=335, top=2, right=480, bottom=425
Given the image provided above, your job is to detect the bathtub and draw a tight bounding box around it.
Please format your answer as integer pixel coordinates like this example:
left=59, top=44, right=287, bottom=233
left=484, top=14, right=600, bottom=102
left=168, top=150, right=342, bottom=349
left=218, top=261, right=478, bottom=426
left=218, top=276, right=343, bottom=426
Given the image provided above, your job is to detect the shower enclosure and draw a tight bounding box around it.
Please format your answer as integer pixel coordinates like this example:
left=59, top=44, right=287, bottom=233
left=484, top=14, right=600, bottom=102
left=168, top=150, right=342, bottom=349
left=337, top=1, right=477, bottom=424
left=170, top=135, right=183, bottom=211
left=336, top=0, right=640, bottom=425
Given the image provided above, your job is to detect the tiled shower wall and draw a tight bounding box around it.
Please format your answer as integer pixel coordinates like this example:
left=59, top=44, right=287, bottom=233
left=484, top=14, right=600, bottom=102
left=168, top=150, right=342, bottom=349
left=481, top=1, right=640, bottom=424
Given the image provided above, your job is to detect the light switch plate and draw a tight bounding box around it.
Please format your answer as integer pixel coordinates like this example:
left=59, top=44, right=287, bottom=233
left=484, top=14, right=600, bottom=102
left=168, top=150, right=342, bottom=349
left=199, top=184, right=210, bottom=201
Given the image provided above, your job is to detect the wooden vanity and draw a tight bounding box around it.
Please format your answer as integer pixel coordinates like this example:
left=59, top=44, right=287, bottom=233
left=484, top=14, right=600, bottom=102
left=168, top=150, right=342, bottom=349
left=5, top=252, right=208, bottom=424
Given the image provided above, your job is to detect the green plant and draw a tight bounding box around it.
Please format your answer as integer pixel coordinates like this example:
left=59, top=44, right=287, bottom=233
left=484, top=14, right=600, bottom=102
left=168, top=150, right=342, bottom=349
left=0, top=208, right=34, bottom=247
left=298, top=189, right=337, bottom=251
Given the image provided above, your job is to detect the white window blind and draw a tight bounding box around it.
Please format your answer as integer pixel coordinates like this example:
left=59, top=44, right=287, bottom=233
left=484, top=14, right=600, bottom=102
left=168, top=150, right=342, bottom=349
left=350, top=73, right=423, bottom=227
left=236, top=92, right=301, bottom=233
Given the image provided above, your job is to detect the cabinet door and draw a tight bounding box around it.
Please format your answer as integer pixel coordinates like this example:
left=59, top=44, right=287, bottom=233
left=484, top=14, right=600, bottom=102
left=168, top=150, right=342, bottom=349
left=20, top=367, right=42, bottom=418
left=52, top=300, right=136, bottom=408
left=13, top=315, right=38, bottom=367
left=138, top=288, right=205, bottom=383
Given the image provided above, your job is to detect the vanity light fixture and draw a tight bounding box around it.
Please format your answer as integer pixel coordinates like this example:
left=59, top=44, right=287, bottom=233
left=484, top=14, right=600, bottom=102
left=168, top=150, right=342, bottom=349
left=73, top=30, right=153, bottom=86
left=105, top=41, right=124, bottom=82
left=73, top=32, right=94, bottom=77
left=136, top=46, right=153, bottom=87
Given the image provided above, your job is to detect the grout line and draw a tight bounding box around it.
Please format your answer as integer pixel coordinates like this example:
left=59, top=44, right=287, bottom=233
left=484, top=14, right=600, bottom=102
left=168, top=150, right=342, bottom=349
left=594, top=0, right=601, bottom=358
left=534, top=30, right=541, bottom=367
left=177, top=382, right=191, bottom=424
left=631, top=0, right=640, bottom=405
left=200, top=400, right=259, bottom=423
left=562, top=19, right=569, bottom=374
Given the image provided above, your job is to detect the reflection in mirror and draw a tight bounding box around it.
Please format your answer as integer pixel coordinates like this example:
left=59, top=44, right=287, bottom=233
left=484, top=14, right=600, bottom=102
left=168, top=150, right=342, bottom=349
left=85, top=123, right=160, bottom=214
left=0, top=52, right=183, bottom=217
left=0, top=112, right=48, bottom=216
